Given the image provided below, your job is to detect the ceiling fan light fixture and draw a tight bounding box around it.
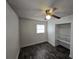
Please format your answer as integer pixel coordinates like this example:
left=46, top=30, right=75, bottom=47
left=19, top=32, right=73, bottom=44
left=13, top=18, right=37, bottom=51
left=46, top=15, right=51, bottom=20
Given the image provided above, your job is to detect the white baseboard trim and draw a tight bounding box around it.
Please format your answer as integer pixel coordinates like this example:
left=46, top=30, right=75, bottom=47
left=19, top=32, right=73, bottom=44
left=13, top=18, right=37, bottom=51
left=48, top=40, right=55, bottom=47
left=21, top=40, right=47, bottom=48
left=16, top=49, right=20, bottom=59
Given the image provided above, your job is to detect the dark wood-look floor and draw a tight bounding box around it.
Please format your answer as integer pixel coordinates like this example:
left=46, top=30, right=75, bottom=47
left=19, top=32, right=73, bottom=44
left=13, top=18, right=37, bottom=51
left=18, top=42, right=71, bottom=59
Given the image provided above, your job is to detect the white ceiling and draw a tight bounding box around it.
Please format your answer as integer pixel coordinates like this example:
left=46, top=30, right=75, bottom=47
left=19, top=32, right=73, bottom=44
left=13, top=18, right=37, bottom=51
left=7, top=0, right=73, bottom=21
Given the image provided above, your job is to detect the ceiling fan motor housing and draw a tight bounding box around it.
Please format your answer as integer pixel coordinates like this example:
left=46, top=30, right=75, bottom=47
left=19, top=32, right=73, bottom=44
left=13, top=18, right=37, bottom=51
left=45, top=8, right=54, bottom=16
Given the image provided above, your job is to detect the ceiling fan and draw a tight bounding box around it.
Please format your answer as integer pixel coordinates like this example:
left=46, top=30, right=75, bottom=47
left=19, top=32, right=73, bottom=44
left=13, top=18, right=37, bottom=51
left=44, top=8, right=61, bottom=20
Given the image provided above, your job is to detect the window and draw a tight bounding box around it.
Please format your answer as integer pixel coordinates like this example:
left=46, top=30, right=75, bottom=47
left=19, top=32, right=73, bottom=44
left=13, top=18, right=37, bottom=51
left=36, top=24, right=45, bottom=33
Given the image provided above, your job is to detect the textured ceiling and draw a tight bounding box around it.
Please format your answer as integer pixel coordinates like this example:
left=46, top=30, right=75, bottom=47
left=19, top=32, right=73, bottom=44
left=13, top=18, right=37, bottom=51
left=7, top=0, right=73, bottom=21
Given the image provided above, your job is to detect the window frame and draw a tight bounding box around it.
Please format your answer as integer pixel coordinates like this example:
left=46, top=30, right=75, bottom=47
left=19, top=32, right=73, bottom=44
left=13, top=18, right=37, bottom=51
left=36, top=24, right=45, bottom=34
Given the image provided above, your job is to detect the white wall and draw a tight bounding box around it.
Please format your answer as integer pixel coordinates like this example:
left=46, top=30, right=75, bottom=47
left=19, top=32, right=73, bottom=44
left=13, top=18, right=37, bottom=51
left=20, top=18, right=48, bottom=47
left=47, top=15, right=73, bottom=58
left=6, top=3, right=19, bottom=59
left=48, top=22, right=55, bottom=46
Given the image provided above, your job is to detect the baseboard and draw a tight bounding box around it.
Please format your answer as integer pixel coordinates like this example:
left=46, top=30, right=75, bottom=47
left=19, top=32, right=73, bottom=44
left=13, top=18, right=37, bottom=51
left=21, top=40, right=47, bottom=48
left=48, top=40, right=55, bottom=47
left=16, top=48, right=20, bottom=59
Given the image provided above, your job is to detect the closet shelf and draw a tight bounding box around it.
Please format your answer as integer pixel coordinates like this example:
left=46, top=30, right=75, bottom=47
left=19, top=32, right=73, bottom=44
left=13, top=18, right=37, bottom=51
left=56, top=39, right=70, bottom=45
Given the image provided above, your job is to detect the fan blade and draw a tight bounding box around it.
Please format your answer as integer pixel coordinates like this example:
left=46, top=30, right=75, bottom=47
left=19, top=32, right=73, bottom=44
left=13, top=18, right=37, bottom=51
left=53, top=7, right=57, bottom=11
left=52, top=15, right=61, bottom=19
